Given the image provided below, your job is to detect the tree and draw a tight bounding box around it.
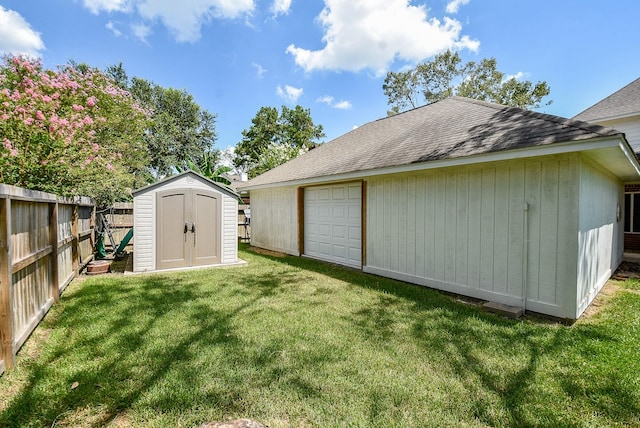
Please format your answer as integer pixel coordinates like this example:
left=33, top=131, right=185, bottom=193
left=383, top=50, right=551, bottom=114
left=0, top=56, right=150, bottom=205
left=106, top=64, right=218, bottom=178
left=177, top=151, right=232, bottom=186
left=234, top=105, right=325, bottom=178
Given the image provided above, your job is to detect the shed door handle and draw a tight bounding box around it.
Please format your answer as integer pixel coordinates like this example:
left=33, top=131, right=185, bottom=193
left=184, top=222, right=189, bottom=233
left=191, top=223, right=196, bottom=233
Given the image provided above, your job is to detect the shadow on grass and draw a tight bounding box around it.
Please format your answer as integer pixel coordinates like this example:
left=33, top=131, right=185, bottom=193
left=1, top=247, right=638, bottom=426
left=247, top=248, right=640, bottom=426
left=0, top=269, right=287, bottom=426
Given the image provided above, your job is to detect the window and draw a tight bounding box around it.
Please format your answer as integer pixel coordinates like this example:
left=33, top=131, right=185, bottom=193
left=624, top=193, right=640, bottom=233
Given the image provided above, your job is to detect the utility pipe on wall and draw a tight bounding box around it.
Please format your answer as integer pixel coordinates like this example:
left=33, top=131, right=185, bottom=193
left=522, top=201, right=529, bottom=313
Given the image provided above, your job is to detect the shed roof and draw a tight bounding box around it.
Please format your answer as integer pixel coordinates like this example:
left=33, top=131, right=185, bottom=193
left=239, top=97, right=628, bottom=189
left=573, top=77, right=640, bottom=122
left=132, top=170, right=240, bottom=199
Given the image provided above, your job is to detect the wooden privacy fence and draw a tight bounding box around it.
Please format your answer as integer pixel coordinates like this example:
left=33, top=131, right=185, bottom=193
left=0, top=184, right=94, bottom=376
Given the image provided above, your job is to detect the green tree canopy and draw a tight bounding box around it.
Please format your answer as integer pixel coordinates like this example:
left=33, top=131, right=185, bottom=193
left=106, top=64, right=218, bottom=178
left=0, top=56, right=150, bottom=205
left=383, top=50, right=551, bottom=115
left=234, top=105, right=325, bottom=178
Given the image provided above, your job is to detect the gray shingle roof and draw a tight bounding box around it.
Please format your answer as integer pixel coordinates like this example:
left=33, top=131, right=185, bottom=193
left=574, top=77, right=640, bottom=122
left=240, top=97, right=621, bottom=189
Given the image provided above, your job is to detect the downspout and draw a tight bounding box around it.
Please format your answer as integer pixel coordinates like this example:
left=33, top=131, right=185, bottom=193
left=522, top=201, right=529, bottom=314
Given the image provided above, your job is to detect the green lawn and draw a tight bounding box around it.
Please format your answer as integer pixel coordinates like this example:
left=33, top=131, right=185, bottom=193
left=1, top=245, right=639, bottom=427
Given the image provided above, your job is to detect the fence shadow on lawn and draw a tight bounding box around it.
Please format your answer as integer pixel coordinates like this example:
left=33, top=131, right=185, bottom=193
left=1, top=247, right=638, bottom=427
left=0, top=268, right=297, bottom=426
left=252, top=249, right=640, bottom=427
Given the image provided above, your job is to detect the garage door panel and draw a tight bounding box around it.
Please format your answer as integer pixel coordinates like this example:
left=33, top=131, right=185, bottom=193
left=304, top=182, right=362, bottom=268
left=332, top=225, right=345, bottom=239
left=332, top=187, right=345, bottom=199
left=348, top=185, right=361, bottom=199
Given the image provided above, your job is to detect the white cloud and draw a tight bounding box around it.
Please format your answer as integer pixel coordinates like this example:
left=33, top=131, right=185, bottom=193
left=83, top=0, right=131, bottom=14
left=505, top=71, right=527, bottom=81
left=136, top=0, right=254, bottom=42
left=445, top=0, right=470, bottom=14
left=317, top=95, right=351, bottom=109
left=81, top=0, right=254, bottom=43
left=0, top=6, right=45, bottom=57
left=131, top=22, right=152, bottom=42
left=286, top=0, right=479, bottom=74
left=334, top=100, right=352, bottom=109
left=106, top=21, right=123, bottom=36
left=276, top=85, right=303, bottom=104
left=252, top=62, right=267, bottom=78
left=272, top=0, right=292, bottom=16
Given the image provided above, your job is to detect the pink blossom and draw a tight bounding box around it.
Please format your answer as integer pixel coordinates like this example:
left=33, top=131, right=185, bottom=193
left=24, top=117, right=34, bottom=125
left=92, top=143, right=99, bottom=152
left=72, top=104, right=84, bottom=112
left=106, top=163, right=114, bottom=171
left=86, top=96, right=97, bottom=107
left=83, top=116, right=94, bottom=125
left=10, top=149, right=18, bottom=157
left=42, top=95, right=52, bottom=103
left=3, top=138, right=12, bottom=150
left=36, top=110, right=45, bottom=121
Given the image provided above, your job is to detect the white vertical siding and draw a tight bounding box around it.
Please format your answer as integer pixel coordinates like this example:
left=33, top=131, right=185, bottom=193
left=576, top=156, right=623, bottom=318
left=133, top=192, right=154, bottom=272
left=365, top=154, right=580, bottom=318
left=222, top=195, right=238, bottom=263
left=598, top=117, right=640, bottom=153
left=250, top=186, right=299, bottom=255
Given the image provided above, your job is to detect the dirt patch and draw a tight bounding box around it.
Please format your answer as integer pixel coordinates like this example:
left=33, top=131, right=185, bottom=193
left=248, top=247, right=288, bottom=258
left=581, top=281, right=622, bottom=319
left=581, top=260, right=640, bottom=318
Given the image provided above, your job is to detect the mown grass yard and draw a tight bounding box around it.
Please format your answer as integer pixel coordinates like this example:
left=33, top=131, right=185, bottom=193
left=1, top=245, right=639, bottom=427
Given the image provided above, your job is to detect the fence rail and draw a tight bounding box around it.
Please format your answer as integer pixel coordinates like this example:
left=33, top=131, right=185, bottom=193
left=0, top=184, right=94, bottom=376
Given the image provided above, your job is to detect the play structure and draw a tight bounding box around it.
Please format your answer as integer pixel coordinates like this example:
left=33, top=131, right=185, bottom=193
left=95, top=207, right=133, bottom=259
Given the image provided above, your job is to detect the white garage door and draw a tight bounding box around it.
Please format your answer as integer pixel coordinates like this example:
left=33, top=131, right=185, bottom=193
left=304, top=182, right=362, bottom=268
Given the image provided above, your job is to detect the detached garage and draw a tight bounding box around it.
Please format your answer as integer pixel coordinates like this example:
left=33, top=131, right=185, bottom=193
left=239, top=97, right=640, bottom=319
left=132, top=171, right=241, bottom=273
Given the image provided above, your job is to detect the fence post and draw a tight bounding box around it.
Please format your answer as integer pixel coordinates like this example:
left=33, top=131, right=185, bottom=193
left=49, top=202, right=59, bottom=302
left=71, top=204, right=79, bottom=277
left=0, top=197, right=14, bottom=369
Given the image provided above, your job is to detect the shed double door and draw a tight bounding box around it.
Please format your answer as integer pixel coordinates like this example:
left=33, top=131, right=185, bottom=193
left=156, top=188, right=220, bottom=270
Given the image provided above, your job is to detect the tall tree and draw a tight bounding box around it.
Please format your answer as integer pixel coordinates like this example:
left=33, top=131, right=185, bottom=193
left=129, top=78, right=218, bottom=177
left=383, top=50, right=551, bottom=114
left=106, top=64, right=219, bottom=178
left=234, top=105, right=325, bottom=178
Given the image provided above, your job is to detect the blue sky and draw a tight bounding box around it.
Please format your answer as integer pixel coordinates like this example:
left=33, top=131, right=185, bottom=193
left=1, top=0, right=639, bottom=157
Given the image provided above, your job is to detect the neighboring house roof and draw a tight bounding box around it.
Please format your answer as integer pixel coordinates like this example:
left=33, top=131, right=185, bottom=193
left=132, top=170, right=240, bottom=199
left=239, top=96, right=626, bottom=189
left=574, top=77, right=640, bottom=122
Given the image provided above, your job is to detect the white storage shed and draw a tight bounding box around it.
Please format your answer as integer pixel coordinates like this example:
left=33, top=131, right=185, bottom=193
left=132, top=171, right=241, bottom=273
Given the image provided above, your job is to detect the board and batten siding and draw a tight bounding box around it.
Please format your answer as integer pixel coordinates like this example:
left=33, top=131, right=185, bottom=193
left=250, top=186, right=299, bottom=255
left=576, top=158, right=624, bottom=317
left=597, top=117, right=640, bottom=153
left=133, top=174, right=238, bottom=272
left=365, top=153, right=583, bottom=319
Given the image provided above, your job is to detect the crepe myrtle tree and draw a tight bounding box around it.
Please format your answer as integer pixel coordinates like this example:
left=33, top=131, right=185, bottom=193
left=0, top=56, right=150, bottom=205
